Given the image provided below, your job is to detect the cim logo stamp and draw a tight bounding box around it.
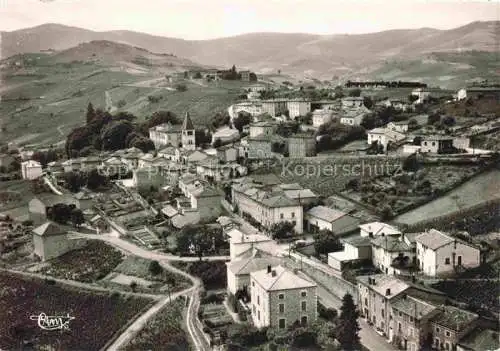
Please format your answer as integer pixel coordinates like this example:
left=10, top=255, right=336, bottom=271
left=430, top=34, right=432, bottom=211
left=30, top=313, right=75, bottom=331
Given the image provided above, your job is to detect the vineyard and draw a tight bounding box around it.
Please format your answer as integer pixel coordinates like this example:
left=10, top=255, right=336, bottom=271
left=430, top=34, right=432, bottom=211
left=271, top=156, right=404, bottom=198
left=0, top=271, right=152, bottom=350
left=123, top=298, right=189, bottom=351
left=38, top=240, right=124, bottom=282
left=432, top=279, right=499, bottom=315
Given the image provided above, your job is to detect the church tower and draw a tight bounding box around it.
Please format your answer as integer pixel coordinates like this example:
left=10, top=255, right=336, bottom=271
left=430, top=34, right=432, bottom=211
left=181, top=112, right=196, bottom=150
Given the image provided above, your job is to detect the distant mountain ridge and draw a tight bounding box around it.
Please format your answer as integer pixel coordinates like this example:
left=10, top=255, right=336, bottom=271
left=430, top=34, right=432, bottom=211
left=2, top=21, right=499, bottom=79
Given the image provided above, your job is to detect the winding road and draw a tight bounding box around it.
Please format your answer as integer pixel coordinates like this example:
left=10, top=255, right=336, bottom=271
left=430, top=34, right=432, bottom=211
left=69, top=232, right=220, bottom=350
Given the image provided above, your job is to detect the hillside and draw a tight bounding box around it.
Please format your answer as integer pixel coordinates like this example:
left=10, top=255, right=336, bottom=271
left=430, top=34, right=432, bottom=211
left=0, top=41, right=243, bottom=146
left=2, top=21, right=499, bottom=83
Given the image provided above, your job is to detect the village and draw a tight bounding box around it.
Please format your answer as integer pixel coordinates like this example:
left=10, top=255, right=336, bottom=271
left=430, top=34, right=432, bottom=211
left=0, top=77, right=499, bottom=351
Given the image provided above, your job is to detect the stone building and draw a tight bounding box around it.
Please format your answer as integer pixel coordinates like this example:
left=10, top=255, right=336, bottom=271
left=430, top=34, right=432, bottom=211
left=288, top=134, right=316, bottom=158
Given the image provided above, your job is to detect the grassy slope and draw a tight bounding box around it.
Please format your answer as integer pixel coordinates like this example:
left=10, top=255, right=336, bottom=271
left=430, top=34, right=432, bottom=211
left=1, top=54, right=243, bottom=146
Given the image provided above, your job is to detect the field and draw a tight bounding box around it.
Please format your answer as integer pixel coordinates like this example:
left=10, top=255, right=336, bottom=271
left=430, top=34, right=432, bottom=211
left=0, top=271, right=153, bottom=350
left=432, top=279, right=499, bottom=315
left=344, top=164, right=483, bottom=216
left=394, top=169, right=500, bottom=225
left=265, top=156, right=405, bottom=198
left=365, top=51, right=499, bottom=90
left=123, top=298, right=190, bottom=351
left=0, top=180, right=36, bottom=212
left=37, top=240, right=124, bottom=282
left=109, top=256, right=191, bottom=293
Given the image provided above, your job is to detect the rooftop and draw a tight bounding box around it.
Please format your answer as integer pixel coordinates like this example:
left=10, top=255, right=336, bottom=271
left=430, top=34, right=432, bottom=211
left=391, top=295, right=437, bottom=320
left=307, top=206, right=347, bottom=223
left=227, top=253, right=283, bottom=275
left=415, top=229, right=454, bottom=250
left=342, top=235, right=373, bottom=247
left=359, top=222, right=401, bottom=236
left=432, top=305, right=478, bottom=331
left=33, top=222, right=65, bottom=237
left=458, top=328, right=500, bottom=351
left=357, top=274, right=410, bottom=299
left=251, top=265, right=317, bottom=292
left=283, top=189, right=317, bottom=200
left=227, top=228, right=271, bottom=244
left=371, top=235, right=412, bottom=252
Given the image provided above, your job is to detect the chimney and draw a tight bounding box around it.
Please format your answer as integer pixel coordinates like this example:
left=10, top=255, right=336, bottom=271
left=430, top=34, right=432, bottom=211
left=386, top=288, right=391, bottom=296
left=267, top=265, right=272, bottom=273
left=271, top=270, right=277, bottom=277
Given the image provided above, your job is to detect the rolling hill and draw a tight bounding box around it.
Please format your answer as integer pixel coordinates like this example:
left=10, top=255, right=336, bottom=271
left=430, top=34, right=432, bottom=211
left=2, top=21, right=499, bottom=82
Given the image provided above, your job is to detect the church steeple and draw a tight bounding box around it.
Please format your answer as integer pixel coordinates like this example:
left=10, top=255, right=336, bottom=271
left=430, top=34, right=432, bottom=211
left=181, top=111, right=196, bottom=150
left=182, top=112, right=194, bottom=131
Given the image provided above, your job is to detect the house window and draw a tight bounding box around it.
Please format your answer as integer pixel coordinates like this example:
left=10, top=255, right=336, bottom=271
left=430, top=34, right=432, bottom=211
left=301, top=291, right=307, bottom=298
left=445, top=331, right=450, bottom=337
left=301, top=301, right=307, bottom=312
left=445, top=258, right=450, bottom=265
left=280, top=213, right=284, bottom=219
left=458, top=256, right=462, bottom=265
left=399, top=311, right=403, bottom=317
left=365, top=298, right=368, bottom=306
left=258, top=311, right=260, bottom=320
left=381, top=309, right=385, bottom=318
left=278, top=294, right=284, bottom=300
left=436, top=327, right=440, bottom=333
left=301, top=316, right=308, bottom=326
left=252, top=305, right=256, bottom=314
left=398, top=322, right=402, bottom=332
left=291, top=212, right=295, bottom=218
left=432, top=142, right=435, bottom=146
left=252, top=282, right=255, bottom=287
left=279, top=303, right=285, bottom=314
left=410, top=316, right=414, bottom=323
left=445, top=342, right=450, bottom=350
left=257, top=296, right=260, bottom=305
left=279, top=318, right=286, bottom=329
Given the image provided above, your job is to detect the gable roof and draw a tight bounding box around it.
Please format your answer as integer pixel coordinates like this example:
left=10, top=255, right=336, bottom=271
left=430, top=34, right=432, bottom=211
left=371, top=235, right=412, bottom=252
left=415, top=229, right=454, bottom=250
left=391, top=295, right=437, bottom=320
left=251, top=265, right=316, bottom=292
left=359, top=222, right=401, bottom=236
left=431, top=305, right=478, bottom=331
left=33, top=222, right=65, bottom=237
left=357, top=274, right=410, bottom=299
left=306, top=206, right=347, bottom=223
left=227, top=254, right=283, bottom=275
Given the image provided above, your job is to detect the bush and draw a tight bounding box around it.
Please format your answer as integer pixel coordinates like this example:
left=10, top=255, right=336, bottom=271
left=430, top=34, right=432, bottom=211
left=175, top=84, right=187, bottom=92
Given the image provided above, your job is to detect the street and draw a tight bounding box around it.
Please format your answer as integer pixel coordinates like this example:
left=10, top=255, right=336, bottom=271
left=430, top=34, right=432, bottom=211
left=315, top=281, right=396, bottom=351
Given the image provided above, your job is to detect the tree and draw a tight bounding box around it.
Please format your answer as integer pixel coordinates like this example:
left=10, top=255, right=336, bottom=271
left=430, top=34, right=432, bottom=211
left=408, top=94, right=419, bottom=104
left=70, top=208, right=84, bottom=228
left=363, top=96, right=374, bottom=109
left=403, top=154, right=420, bottom=172
left=313, top=229, right=343, bottom=256
left=86, top=102, right=96, bottom=124
left=379, top=205, right=393, bottom=220
left=442, top=116, right=456, bottom=127
left=269, top=221, right=295, bottom=240
left=413, top=136, right=422, bottom=146
left=408, top=118, right=419, bottom=130
left=233, top=112, right=252, bottom=132
left=175, top=84, right=187, bottom=92
left=100, top=121, right=135, bottom=151
left=149, top=260, right=163, bottom=276
left=213, top=138, right=222, bottom=148
left=336, top=294, right=360, bottom=351
left=427, top=113, right=441, bottom=125
left=48, top=203, right=73, bottom=224
left=130, top=281, right=138, bottom=292
left=86, top=169, right=108, bottom=190
left=63, top=171, right=85, bottom=193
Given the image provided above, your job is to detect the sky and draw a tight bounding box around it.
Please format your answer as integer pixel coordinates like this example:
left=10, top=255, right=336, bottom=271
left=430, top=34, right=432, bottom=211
left=0, top=0, right=498, bottom=39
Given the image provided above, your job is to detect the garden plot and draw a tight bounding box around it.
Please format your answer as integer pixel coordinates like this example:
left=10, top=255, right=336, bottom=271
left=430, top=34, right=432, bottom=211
left=109, top=273, right=154, bottom=287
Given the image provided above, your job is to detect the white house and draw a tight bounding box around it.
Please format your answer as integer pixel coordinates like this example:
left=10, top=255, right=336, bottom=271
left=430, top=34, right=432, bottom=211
left=286, top=99, right=311, bottom=119
left=226, top=251, right=282, bottom=295
left=342, top=97, right=365, bottom=109
left=328, top=236, right=372, bottom=271
left=415, top=229, right=481, bottom=277
left=21, top=160, right=43, bottom=180
left=305, top=206, right=360, bottom=235
left=312, top=109, right=334, bottom=128
left=371, top=234, right=416, bottom=275
left=411, top=88, right=430, bottom=104
left=340, top=112, right=364, bottom=126
left=387, top=121, right=409, bottom=133
left=367, top=128, right=406, bottom=151
left=232, top=181, right=304, bottom=234
left=250, top=265, right=317, bottom=330
left=359, top=222, right=401, bottom=237
left=212, top=126, right=240, bottom=145
left=227, top=228, right=276, bottom=260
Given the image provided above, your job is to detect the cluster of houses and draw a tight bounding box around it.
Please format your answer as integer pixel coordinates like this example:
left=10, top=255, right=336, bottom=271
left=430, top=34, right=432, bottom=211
left=221, top=215, right=493, bottom=351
